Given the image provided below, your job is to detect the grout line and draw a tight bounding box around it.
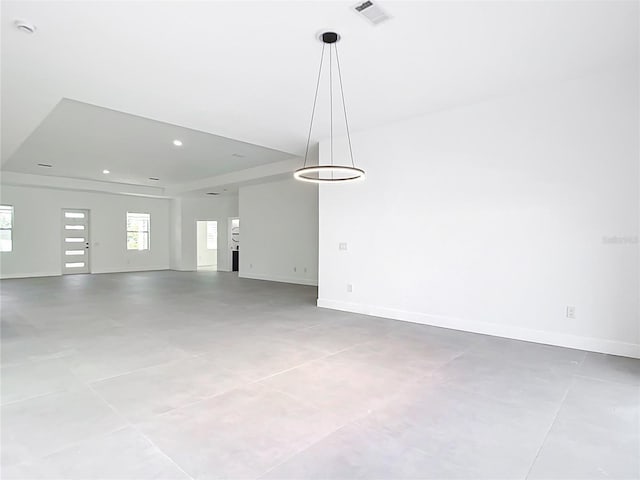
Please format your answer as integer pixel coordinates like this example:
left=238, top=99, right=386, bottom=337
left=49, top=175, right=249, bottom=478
left=86, top=351, right=200, bottom=385
left=572, top=372, right=640, bottom=388
left=137, top=338, right=379, bottom=423
left=524, top=375, right=575, bottom=479
left=0, top=388, right=76, bottom=408
left=135, top=428, right=196, bottom=480
left=577, top=350, right=588, bottom=367
left=6, top=375, right=133, bottom=467
left=84, top=381, right=195, bottom=480
left=256, top=420, right=353, bottom=480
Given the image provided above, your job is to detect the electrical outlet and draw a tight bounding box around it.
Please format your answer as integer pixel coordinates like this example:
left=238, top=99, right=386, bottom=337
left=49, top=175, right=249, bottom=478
left=566, top=306, right=576, bottom=319
left=339, top=242, right=348, bottom=251
left=347, top=284, right=353, bottom=293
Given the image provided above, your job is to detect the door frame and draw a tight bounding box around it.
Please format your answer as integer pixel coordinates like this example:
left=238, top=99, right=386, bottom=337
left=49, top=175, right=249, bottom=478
left=61, top=208, right=91, bottom=274
left=195, top=219, right=218, bottom=271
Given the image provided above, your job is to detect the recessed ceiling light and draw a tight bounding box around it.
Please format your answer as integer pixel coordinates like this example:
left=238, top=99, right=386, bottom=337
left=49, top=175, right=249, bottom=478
left=37, top=163, right=52, bottom=168
left=102, top=169, right=110, bottom=174
left=15, top=20, right=36, bottom=34
left=173, top=140, right=183, bottom=147
left=149, top=177, right=160, bottom=181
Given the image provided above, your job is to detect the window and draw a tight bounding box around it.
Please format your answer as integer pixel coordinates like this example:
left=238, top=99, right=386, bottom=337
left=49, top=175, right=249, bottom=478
left=126, top=212, right=150, bottom=251
left=0, top=205, right=13, bottom=252
left=206, top=222, right=217, bottom=249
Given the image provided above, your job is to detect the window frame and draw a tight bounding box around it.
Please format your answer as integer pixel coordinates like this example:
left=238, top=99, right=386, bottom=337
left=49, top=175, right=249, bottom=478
left=0, top=205, right=14, bottom=253
left=126, top=212, right=151, bottom=251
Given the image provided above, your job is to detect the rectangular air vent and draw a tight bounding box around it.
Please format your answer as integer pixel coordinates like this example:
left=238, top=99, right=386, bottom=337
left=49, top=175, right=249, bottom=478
left=353, top=1, right=391, bottom=25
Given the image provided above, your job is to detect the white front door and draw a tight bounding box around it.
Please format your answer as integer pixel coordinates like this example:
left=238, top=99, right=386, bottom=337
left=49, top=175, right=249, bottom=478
left=62, top=209, right=90, bottom=274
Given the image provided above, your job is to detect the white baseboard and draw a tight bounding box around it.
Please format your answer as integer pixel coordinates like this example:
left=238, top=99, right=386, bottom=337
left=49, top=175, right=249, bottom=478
left=1, top=267, right=170, bottom=279
left=317, top=298, right=640, bottom=359
left=240, top=271, right=318, bottom=286
left=0, top=272, right=61, bottom=279
left=92, top=266, right=170, bottom=274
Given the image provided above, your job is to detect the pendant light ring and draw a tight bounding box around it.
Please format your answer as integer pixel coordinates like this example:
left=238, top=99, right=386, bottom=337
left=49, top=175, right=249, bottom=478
left=294, top=165, right=365, bottom=184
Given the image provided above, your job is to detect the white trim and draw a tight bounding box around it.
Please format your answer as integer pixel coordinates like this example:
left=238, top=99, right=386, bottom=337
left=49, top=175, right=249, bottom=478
left=241, top=272, right=318, bottom=286
left=0, top=267, right=171, bottom=279
left=0, top=271, right=61, bottom=279
left=92, top=266, right=169, bottom=274
left=316, top=298, right=640, bottom=359
left=1, top=172, right=167, bottom=198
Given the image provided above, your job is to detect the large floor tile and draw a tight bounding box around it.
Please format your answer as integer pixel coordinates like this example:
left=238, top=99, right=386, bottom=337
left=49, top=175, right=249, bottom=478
left=0, top=335, right=75, bottom=368
left=578, top=352, right=640, bottom=386
left=91, top=355, right=249, bottom=422
left=200, top=335, right=328, bottom=381
left=359, top=379, right=556, bottom=479
left=470, top=335, right=586, bottom=369
left=1, top=358, right=83, bottom=405
left=262, top=422, right=433, bottom=480
left=2, top=427, right=189, bottom=480
left=528, top=377, right=640, bottom=479
left=1, top=388, right=127, bottom=467
left=259, top=348, right=414, bottom=423
left=63, top=333, right=190, bottom=382
left=275, top=320, right=387, bottom=354
left=338, top=334, right=466, bottom=377
left=432, top=351, right=575, bottom=412
left=139, top=383, right=343, bottom=479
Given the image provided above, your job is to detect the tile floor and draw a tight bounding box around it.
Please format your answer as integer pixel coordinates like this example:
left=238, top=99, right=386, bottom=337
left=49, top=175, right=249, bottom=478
left=1, top=271, right=638, bottom=479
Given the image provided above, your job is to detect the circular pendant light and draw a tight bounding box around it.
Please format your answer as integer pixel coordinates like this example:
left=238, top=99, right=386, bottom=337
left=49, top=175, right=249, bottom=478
left=294, top=32, right=365, bottom=184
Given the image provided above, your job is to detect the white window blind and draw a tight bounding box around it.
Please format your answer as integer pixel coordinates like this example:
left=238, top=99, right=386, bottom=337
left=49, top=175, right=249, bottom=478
left=126, top=212, right=150, bottom=251
left=0, top=205, right=13, bottom=252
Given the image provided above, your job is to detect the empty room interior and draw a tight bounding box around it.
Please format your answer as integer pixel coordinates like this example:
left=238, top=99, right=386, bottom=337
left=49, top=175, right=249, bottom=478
left=1, top=1, right=639, bottom=479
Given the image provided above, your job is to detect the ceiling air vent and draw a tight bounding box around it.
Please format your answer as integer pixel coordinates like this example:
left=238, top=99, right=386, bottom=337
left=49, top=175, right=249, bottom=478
left=353, top=1, right=391, bottom=25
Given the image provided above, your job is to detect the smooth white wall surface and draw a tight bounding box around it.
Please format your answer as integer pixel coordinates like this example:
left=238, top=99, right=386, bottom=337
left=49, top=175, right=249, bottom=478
left=318, top=69, right=639, bottom=358
left=196, top=221, right=217, bottom=268
left=239, top=178, right=318, bottom=285
left=171, top=196, right=238, bottom=272
left=0, top=184, right=171, bottom=278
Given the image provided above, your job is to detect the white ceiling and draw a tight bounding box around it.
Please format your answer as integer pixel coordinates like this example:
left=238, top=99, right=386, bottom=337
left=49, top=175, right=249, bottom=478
left=1, top=0, right=637, bottom=185
left=2, top=99, right=296, bottom=186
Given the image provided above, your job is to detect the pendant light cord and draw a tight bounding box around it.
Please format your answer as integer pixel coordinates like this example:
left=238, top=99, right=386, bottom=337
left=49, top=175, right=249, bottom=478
left=330, top=44, right=334, bottom=166
left=335, top=44, right=355, bottom=168
left=303, top=43, right=325, bottom=168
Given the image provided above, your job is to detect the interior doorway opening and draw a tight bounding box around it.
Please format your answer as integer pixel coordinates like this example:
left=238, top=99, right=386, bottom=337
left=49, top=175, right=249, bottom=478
left=196, top=220, right=218, bottom=271
left=229, top=217, right=240, bottom=272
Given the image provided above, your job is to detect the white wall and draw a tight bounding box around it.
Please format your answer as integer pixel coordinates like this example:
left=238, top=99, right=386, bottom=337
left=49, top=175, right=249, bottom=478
left=0, top=184, right=171, bottom=278
left=239, top=178, right=318, bottom=285
left=171, top=195, right=238, bottom=272
left=318, top=68, right=639, bottom=358
left=196, top=221, right=217, bottom=268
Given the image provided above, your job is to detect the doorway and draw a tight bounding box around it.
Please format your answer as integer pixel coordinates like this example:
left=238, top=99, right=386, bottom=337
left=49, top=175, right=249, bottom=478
left=229, top=217, right=239, bottom=272
left=196, top=220, right=218, bottom=271
left=62, top=208, right=90, bottom=274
